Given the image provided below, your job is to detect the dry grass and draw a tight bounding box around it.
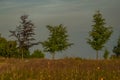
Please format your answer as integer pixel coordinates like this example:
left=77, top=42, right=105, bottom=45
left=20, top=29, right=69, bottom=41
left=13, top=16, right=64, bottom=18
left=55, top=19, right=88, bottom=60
left=0, top=58, right=120, bottom=80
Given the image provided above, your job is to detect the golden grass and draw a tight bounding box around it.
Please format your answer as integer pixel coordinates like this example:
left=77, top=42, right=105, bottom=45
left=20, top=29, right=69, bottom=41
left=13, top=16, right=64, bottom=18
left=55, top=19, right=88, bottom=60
left=0, top=58, right=120, bottom=80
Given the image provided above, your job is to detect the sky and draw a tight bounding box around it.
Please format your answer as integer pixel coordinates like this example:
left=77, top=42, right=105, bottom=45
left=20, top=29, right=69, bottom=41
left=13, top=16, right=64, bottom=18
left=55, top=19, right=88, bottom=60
left=0, top=0, right=120, bottom=59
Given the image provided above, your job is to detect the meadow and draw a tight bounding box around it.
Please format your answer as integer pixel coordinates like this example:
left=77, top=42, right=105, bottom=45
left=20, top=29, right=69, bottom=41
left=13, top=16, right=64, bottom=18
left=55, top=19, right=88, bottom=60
left=0, top=58, right=120, bottom=80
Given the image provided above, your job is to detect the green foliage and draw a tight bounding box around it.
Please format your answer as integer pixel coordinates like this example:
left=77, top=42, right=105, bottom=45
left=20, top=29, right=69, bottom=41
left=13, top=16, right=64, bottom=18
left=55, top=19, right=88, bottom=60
left=110, top=54, right=120, bottom=59
left=41, top=24, right=73, bottom=59
left=20, top=48, right=30, bottom=58
left=103, top=48, right=109, bottom=59
left=0, top=34, right=18, bottom=58
left=30, top=49, right=44, bottom=58
left=0, top=34, right=7, bottom=57
left=113, top=36, right=120, bottom=57
left=5, top=41, right=18, bottom=58
left=87, top=11, right=113, bottom=59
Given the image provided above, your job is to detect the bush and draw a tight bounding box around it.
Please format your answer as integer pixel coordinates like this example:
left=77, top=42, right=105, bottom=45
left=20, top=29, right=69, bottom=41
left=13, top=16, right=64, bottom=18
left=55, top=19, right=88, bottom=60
left=103, top=49, right=109, bottom=59
left=110, top=54, right=120, bottom=59
left=30, top=49, right=44, bottom=58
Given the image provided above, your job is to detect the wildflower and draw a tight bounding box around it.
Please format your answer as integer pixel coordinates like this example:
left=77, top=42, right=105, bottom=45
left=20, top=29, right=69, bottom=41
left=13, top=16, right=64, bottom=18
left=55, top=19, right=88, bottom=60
left=97, top=67, right=100, bottom=70
left=48, top=74, right=51, bottom=78
left=48, top=61, right=50, bottom=65
left=100, top=77, right=104, bottom=80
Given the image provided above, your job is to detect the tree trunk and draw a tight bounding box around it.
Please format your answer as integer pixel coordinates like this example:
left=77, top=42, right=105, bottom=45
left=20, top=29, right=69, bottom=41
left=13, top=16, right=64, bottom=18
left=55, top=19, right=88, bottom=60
left=52, top=53, right=55, bottom=60
left=96, top=50, right=98, bottom=60
left=21, top=49, right=23, bottom=60
left=20, top=48, right=24, bottom=60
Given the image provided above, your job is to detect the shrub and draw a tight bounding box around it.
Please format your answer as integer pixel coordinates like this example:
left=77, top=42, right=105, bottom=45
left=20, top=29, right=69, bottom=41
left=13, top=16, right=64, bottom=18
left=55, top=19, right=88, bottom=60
left=30, top=49, right=44, bottom=58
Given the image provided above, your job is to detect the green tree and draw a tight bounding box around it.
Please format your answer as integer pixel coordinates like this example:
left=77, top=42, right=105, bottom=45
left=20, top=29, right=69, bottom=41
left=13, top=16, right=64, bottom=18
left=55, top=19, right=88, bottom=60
left=113, top=36, right=120, bottom=57
left=103, top=48, right=109, bottom=59
left=10, top=15, right=39, bottom=59
left=31, top=49, right=44, bottom=58
left=87, top=11, right=112, bottom=59
left=0, top=34, right=7, bottom=57
left=0, top=34, right=18, bottom=58
left=5, top=41, right=18, bottom=58
left=41, top=24, right=73, bottom=59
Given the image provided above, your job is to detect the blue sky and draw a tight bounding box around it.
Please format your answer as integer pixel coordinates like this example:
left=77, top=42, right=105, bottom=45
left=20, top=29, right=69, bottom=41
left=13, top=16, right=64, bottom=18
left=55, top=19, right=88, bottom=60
left=0, top=0, right=120, bottom=59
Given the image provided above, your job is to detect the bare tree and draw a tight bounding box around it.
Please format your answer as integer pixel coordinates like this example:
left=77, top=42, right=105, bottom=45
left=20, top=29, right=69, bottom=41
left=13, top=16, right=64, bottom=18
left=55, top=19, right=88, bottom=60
left=10, top=15, right=40, bottom=59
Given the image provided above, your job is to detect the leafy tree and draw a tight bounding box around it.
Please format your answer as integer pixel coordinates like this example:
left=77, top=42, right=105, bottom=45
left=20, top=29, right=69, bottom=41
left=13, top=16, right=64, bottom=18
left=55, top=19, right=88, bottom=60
left=103, top=48, right=109, bottom=59
left=113, top=36, right=120, bottom=57
left=5, top=41, right=18, bottom=58
left=31, top=49, right=44, bottom=58
left=87, top=11, right=112, bottom=59
left=10, top=15, right=39, bottom=59
left=41, top=24, right=73, bottom=59
left=0, top=34, right=18, bottom=58
left=0, top=34, right=7, bottom=57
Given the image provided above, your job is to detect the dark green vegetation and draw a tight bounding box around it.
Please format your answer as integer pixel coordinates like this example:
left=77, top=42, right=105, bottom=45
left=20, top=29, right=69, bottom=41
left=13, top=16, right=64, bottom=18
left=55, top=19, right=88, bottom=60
left=0, top=35, right=18, bottom=58
left=87, top=11, right=113, bottom=59
left=0, top=58, right=120, bottom=80
left=113, top=36, right=120, bottom=57
left=30, top=49, right=44, bottom=58
left=0, top=34, right=44, bottom=59
left=103, top=48, right=110, bottom=59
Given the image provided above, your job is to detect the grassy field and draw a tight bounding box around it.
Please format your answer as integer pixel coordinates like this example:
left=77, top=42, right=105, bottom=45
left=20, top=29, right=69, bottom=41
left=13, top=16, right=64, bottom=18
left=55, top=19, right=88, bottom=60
left=0, top=58, right=120, bottom=80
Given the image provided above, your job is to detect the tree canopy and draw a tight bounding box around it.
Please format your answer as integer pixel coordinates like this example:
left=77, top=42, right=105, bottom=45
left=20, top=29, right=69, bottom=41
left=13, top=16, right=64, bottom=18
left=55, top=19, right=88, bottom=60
left=31, top=49, right=44, bottom=58
left=87, top=11, right=113, bottom=59
left=113, top=36, right=120, bottom=57
left=41, top=24, right=73, bottom=59
left=0, top=34, right=18, bottom=58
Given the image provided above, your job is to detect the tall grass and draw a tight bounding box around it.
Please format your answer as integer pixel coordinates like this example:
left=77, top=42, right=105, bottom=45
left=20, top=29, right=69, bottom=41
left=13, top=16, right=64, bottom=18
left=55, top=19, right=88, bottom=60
left=0, top=58, right=120, bottom=80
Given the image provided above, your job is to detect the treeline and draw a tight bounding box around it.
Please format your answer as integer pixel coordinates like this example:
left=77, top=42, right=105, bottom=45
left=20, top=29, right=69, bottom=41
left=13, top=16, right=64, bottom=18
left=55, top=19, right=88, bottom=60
left=0, top=11, right=120, bottom=59
left=0, top=35, right=44, bottom=58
